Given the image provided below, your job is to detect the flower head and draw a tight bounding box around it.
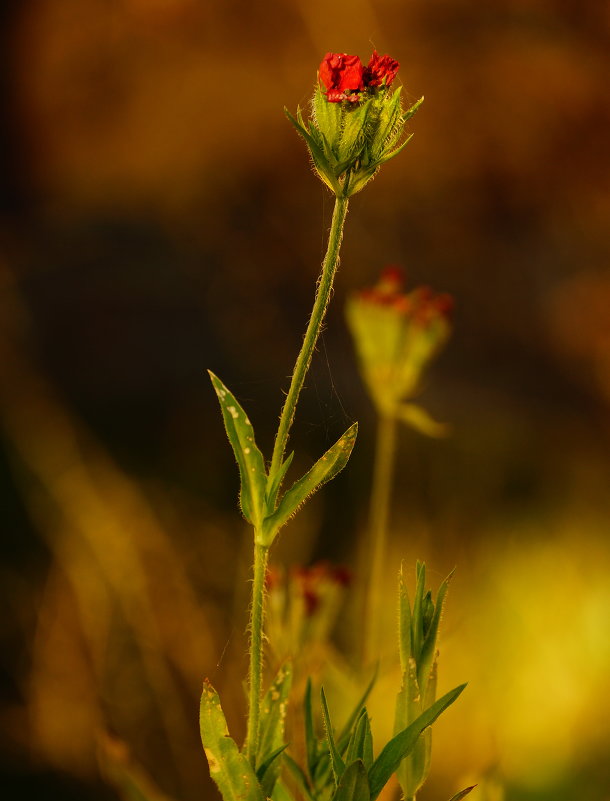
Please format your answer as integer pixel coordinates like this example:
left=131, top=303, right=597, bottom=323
left=346, top=267, right=452, bottom=435
left=286, top=51, right=423, bottom=197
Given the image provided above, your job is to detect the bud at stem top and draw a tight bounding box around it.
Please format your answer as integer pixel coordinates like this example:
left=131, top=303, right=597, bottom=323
left=286, top=51, right=423, bottom=197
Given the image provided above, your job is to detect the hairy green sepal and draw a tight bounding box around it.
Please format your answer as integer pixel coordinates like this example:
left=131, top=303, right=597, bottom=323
left=286, top=89, right=423, bottom=198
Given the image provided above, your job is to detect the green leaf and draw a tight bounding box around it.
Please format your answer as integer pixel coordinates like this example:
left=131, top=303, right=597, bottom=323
left=262, top=423, right=358, bottom=542
left=368, top=684, right=466, bottom=800
left=257, top=662, right=292, bottom=766
left=418, top=570, right=453, bottom=692
left=200, top=679, right=264, bottom=801
left=344, top=709, right=374, bottom=768
left=266, top=452, right=294, bottom=510
left=257, top=745, right=289, bottom=798
left=321, top=687, right=345, bottom=786
left=303, top=678, right=318, bottom=780
left=362, top=716, right=374, bottom=772
left=396, top=403, right=449, bottom=438
left=448, top=787, right=477, bottom=801
left=395, top=657, right=429, bottom=798
left=256, top=662, right=292, bottom=797
left=331, top=760, right=370, bottom=801
left=411, top=562, right=426, bottom=661
left=398, top=563, right=413, bottom=673
left=208, top=372, right=267, bottom=528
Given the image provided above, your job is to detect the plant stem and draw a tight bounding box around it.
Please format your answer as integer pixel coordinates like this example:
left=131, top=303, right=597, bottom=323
left=269, top=195, right=349, bottom=483
left=246, top=194, right=348, bottom=765
left=364, top=411, right=397, bottom=664
left=246, top=540, right=269, bottom=766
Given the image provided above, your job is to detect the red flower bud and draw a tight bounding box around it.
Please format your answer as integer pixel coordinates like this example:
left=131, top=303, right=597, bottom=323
left=319, top=52, right=365, bottom=102
left=364, top=51, right=400, bottom=88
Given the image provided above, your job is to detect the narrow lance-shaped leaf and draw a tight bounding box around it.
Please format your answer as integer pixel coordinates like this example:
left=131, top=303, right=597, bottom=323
left=257, top=662, right=292, bottom=767
left=208, top=372, right=267, bottom=528
left=368, top=684, right=466, bottom=800
left=320, top=687, right=345, bottom=786
left=344, top=709, right=370, bottom=766
left=395, top=657, right=426, bottom=797
left=257, top=744, right=289, bottom=798
left=262, top=423, right=358, bottom=543
left=398, top=564, right=412, bottom=674
left=447, top=787, right=477, bottom=801
left=418, top=570, right=453, bottom=691
left=331, top=760, right=370, bottom=801
left=266, top=452, right=294, bottom=510
left=200, top=679, right=264, bottom=801
left=361, top=713, right=374, bottom=772
left=411, top=562, right=426, bottom=661
left=303, top=678, right=317, bottom=780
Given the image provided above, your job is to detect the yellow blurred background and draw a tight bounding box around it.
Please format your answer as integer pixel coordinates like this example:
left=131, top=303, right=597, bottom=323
left=1, top=1, right=609, bottom=800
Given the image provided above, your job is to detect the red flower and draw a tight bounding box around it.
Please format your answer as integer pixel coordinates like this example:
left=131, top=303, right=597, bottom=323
left=364, top=51, right=400, bottom=88
left=357, top=267, right=453, bottom=325
left=319, top=52, right=365, bottom=102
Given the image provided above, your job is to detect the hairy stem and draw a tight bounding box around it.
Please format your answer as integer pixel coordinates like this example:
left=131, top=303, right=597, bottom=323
left=269, top=195, right=349, bottom=486
left=246, top=541, right=269, bottom=765
left=246, top=195, right=349, bottom=764
left=364, top=411, right=397, bottom=664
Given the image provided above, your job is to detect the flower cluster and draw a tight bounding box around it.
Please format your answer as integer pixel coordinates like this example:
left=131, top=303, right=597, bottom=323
left=286, top=51, right=422, bottom=197
left=318, top=51, right=400, bottom=103
left=346, top=267, right=452, bottom=434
